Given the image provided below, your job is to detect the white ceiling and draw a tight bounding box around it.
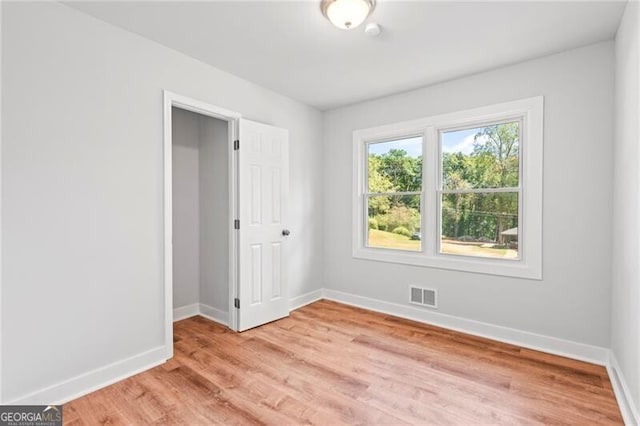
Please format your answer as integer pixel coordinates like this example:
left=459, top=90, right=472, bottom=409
left=66, top=1, right=627, bottom=110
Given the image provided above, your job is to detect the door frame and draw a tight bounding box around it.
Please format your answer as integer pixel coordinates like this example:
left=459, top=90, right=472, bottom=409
left=163, top=90, right=241, bottom=359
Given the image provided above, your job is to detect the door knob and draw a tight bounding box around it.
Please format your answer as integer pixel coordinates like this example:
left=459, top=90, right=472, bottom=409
left=282, top=229, right=291, bottom=236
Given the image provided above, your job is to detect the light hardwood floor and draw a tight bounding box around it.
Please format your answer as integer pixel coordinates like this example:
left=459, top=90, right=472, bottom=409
left=64, top=300, right=623, bottom=425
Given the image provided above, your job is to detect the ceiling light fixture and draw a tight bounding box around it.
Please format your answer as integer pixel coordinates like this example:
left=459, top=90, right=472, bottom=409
left=321, top=0, right=375, bottom=30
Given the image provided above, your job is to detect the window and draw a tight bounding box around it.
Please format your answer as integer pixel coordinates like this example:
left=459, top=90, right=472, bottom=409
left=366, top=137, right=423, bottom=251
left=440, top=122, right=520, bottom=260
left=353, top=97, right=543, bottom=279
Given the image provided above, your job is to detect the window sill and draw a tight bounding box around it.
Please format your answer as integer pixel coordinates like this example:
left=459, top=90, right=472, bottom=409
left=352, top=247, right=542, bottom=280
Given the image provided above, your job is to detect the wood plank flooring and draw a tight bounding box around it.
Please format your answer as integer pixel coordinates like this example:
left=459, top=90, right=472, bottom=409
left=64, top=300, right=623, bottom=425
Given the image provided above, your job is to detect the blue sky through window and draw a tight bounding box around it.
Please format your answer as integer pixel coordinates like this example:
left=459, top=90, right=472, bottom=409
left=367, top=128, right=486, bottom=158
left=441, top=127, right=482, bottom=155
left=368, top=136, right=422, bottom=158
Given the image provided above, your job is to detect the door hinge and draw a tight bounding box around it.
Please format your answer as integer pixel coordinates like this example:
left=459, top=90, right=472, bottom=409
left=234, top=219, right=240, bottom=230
left=234, top=298, right=240, bottom=309
left=233, top=139, right=239, bottom=150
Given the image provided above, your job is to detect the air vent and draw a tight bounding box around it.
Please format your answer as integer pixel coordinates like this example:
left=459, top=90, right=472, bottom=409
left=409, top=285, right=438, bottom=309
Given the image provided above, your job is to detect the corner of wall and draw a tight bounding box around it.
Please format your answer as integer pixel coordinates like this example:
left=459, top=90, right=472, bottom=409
left=608, top=351, right=640, bottom=426
left=611, top=0, right=640, bottom=421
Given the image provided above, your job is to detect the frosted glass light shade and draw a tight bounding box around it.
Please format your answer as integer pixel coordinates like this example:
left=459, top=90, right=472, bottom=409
left=322, top=0, right=374, bottom=30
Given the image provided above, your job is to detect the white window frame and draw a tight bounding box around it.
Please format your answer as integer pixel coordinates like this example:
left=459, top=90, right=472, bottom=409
left=352, top=97, right=543, bottom=279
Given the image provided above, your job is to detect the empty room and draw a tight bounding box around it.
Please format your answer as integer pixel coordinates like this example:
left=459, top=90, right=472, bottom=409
left=1, top=0, right=639, bottom=425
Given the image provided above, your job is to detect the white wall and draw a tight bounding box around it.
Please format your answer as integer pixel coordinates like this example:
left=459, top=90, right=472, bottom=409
left=611, top=0, right=640, bottom=419
left=323, top=42, right=614, bottom=348
left=199, top=115, right=229, bottom=313
left=1, top=2, right=324, bottom=403
left=172, top=108, right=200, bottom=309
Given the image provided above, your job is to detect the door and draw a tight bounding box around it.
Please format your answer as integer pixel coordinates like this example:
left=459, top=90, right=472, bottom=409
left=237, top=119, right=290, bottom=331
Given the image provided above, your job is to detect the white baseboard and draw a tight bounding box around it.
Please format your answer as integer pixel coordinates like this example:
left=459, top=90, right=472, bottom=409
left=6, top=289, right=617, bottom=412
left=8, top=301, right=229, bottom=405
left=173, top=303, right=229, bottom=326
left=173, top=303, right=200, bottom=321
left=289, top=289, right=324, bottom=311
left=6, top=346, right=166, bottom=405
left=4, top=291, right=317, bottom=406
left=323, top=289, right=610, bottom=365
left=174, top=289, right=324, bottom=326
left=608, top=352, right=640, bottom=425
left=199, top=303, right=229, bottom=326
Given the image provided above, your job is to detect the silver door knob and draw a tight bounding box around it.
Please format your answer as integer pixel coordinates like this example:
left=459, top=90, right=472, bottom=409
left=282, top=229, right=291, bottom=236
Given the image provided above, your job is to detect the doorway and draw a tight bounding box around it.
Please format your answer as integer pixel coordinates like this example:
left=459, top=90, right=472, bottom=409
left=171, top=107, right=230, bottom=325
left=163, top=92, right=239, bottom=359
left=163, top=91, right=291, bottom=359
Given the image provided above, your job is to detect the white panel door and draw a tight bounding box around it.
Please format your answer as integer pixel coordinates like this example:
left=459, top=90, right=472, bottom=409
left=237, top=119, right=289, bottom=331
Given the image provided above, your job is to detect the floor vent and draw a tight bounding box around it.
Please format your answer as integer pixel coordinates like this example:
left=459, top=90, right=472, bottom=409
left=409, top=285, right=438, bottom=309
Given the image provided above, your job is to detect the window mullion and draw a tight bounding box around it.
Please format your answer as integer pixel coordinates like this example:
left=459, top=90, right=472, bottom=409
left=424, top=126, right=438, bottom=257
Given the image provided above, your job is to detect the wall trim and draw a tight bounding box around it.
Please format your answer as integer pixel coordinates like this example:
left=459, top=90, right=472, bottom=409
left=322, top=289, right=610, bottom=365
left=199, top=303, right=229, bottom=326
left=6, top=346, right=166, bottom=405
left=289, top=289, right=324, bottom=312
left=608, top=351, right=640, bottom=425
left=174, top=290, right=325, bottom=326
left=173, top=303, right=200, bottom=321
left=6, top=289, right=620, bottom=408
left=10, top=299, right=232, bottom=405
left=173, top=303, right=229, bottom=326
